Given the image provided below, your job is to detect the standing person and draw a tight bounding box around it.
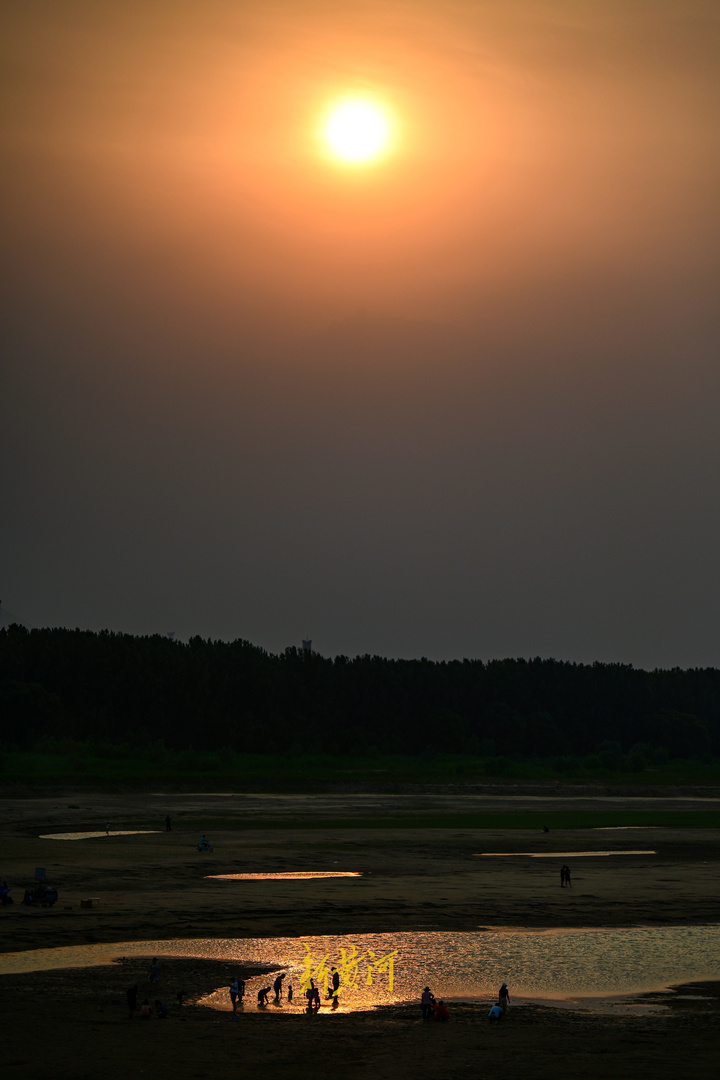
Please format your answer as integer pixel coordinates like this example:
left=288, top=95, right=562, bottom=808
left=105, top=822, right=110, bottom=836
left=273, top=973, right=285, bottom=1002
left=331, top=967, right=340, bottom=999
left=498, top=982, right=509, bottom=1010
left=237, top=978, right=245, bottom=1004
left=126, top=984, right=138, bottom=1020
left=149, top=958, right=160, bottom=983
left=287, top=984, right=293, bottom=1003
left=165, top=815, right=172, bottom=832
left=420, top=986, right=435, bottom=1020
left=564, top=865, right=572, bottom=888
left=230, top=978, right=239, bottom=1011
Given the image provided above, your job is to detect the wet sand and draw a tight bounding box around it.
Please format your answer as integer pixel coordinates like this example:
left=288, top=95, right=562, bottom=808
left=1, top=790, right=719, bottom=1078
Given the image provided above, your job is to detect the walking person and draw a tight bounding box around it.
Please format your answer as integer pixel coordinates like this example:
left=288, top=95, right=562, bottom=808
left=149, top=958, right=160, bottom=983
left=273, top=973, right=285, bottom=1002
left=564, top=865, right=572, bottom=888
left=230, top=978, right=239, bottom=1011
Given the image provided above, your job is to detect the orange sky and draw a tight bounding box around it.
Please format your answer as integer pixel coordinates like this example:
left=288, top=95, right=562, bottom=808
left=5, top=0, right=718, bottom=324
left=3, top=1, right=720, bottom=664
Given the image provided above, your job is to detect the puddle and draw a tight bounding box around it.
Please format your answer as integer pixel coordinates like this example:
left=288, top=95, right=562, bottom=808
left=475, top=851, right=656, bottom=857
left=206, top=872, right=362, bottom=880
left=1, top=926, right=718, bottom=1015
left=38, top=831, right=162, bottom=840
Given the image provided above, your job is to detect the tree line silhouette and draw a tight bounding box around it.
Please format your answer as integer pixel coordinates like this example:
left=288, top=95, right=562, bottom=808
left=0, top=625, right=718, bottom=762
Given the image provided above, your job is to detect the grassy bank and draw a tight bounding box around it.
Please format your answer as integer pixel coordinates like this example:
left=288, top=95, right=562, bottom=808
left=136, top=808, right=720, bottom=830
left=1, top=744, right=719, bottom=792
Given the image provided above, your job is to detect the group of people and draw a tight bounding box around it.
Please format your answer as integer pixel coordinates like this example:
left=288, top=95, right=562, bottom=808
left=488, top=982, right=510, bottom=1021
left=126, top=982, right=184, bottom=1020
left=129, top=956, right=516, bottom=1024
left=21, top=884, right=58, bottom=906
left=560, top=864, right=572, bottom=887
left=420, top=987, right=450, bottom=1020
left=252, top=971, right=344, bottom=1012
left=257, top=973, right=292, bottom=1006
left=421, top=981, right=510, bottom=1023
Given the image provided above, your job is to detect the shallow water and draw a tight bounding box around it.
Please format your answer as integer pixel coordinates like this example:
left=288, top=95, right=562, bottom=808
left=1, top=927, right=718, bottom=1013
left=475, top=851, right=656, bottom=858
left=38, top=831, right=162, bottom=840
left=206, top=872, right=362, bottom=880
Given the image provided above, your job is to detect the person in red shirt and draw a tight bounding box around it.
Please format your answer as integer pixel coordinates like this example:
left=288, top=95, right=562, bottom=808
left=433, top=1000, right=450, bottom=1021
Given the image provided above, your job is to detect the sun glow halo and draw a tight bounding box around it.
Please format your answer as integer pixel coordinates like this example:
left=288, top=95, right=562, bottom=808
left=322, top=98, right=392, bottom=165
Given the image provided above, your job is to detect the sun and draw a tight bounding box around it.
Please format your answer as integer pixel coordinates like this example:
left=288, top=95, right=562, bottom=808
left=321, top=98, right=392, bottom=165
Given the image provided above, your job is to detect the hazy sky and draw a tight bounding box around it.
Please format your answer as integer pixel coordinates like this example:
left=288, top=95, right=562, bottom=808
left=3, top=0, right=720, bottom=668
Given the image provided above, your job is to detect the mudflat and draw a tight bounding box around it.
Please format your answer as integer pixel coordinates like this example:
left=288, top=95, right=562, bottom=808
left=1, top=789, right=719, bottom=1079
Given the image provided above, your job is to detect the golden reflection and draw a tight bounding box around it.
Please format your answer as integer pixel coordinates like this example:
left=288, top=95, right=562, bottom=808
left=205, top=871, right=362, bottom=880
left=3, top=928, right=720, bottom=1006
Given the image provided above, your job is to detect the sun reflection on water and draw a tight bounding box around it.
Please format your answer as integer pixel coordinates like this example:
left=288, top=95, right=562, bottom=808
left=205, top=872, right=362, bottom=880
left=1, top=927, right=719, bottom=1012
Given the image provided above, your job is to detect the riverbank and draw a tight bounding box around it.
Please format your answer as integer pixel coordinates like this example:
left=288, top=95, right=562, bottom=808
left=1, top=958, right=718, bottom=1080
left=1, top=791, right=719, bottom=1078
left=2, top=791, right=719, bottom=949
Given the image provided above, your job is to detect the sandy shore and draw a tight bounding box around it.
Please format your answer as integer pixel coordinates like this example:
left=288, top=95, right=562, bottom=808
left=1, top=790, right=719, bottom=1078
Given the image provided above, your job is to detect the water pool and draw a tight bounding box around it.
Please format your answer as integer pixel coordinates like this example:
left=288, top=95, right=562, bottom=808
left=1, top=926, right=718, bottom=1012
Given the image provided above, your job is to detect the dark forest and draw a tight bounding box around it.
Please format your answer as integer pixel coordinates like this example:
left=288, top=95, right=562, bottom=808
left=1, top=626, right=718, bottom=767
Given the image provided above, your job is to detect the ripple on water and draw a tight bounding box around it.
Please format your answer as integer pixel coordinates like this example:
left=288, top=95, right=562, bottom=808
left=1, top=927, right=718, bottom=1014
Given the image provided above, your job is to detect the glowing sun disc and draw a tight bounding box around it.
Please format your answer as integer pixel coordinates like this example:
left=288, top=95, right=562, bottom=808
left=323, top=99, right=391, bottom=164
